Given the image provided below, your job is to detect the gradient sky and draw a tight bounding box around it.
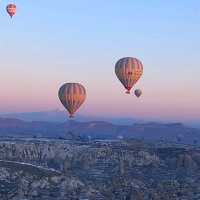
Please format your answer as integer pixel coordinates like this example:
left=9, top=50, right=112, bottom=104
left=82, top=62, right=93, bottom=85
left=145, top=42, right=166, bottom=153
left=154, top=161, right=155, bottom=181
left=0, top=0, right=200, bottom=123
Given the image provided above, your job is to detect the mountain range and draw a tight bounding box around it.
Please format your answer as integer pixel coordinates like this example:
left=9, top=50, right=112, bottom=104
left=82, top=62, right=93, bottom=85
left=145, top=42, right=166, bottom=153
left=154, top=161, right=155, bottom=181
left=0, top=117, right=199, bottom=145
left=1, top=110, right=199, bottom=128
left=0, top=110, right=145, bottom=125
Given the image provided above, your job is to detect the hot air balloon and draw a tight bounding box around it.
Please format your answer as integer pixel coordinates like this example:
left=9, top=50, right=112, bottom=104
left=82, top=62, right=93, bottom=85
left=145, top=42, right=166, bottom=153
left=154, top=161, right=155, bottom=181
left=134, top=89, right=142, bottom=98
left=6, top=4, right=16, bottom=18
left=58, top=83, right=86, bottom=118
left=115, top=57, right=143, bottom=94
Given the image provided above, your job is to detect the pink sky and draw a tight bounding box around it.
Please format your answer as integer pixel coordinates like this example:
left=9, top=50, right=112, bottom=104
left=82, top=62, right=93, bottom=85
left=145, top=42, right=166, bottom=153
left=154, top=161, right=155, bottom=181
left=0, top=0, right=200, bottom=123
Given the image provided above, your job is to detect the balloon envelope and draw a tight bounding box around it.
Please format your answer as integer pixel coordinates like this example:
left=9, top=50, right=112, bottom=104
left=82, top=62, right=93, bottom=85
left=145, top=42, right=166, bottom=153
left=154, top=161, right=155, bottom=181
left=115, top=57, right=143, bottom=94
left=58, top=83, right=86, bottom=118
left=6, top=4, right=16, bottom=18
left=134, top=89, right=142, bottom=98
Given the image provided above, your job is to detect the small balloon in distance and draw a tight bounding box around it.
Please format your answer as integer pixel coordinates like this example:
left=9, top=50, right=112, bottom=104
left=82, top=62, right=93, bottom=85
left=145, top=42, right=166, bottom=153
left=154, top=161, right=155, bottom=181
left=134, top=89, right=142, bottom=98
left=6, top=4, right=17, bottom=18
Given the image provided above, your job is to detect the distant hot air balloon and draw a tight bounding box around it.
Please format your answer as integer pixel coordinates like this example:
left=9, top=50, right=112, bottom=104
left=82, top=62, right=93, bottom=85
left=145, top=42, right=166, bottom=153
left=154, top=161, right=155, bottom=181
left=134, top=89, right=142, bottom=98
left=58, top=83, right=86, bottom=118
left=6, top=4, right=16, bottom=18
left=115, top=57, right=143, bottom=94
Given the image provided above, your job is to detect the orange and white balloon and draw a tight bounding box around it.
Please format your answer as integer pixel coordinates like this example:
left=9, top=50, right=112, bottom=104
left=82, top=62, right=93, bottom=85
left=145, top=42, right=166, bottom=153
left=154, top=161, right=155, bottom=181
left=58, top=83, right=86, bottom=118
left=6, top=4, right=16, bottom=18
left=115, top=57, right=143, bottom=94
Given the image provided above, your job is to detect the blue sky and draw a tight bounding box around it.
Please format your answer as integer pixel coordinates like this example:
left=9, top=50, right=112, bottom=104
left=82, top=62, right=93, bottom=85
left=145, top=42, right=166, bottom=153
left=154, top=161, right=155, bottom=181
left=0, top=0, right=199, bottom=123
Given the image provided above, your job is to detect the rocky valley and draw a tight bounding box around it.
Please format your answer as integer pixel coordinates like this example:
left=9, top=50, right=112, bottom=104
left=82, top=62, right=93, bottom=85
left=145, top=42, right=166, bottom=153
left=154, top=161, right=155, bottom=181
left=0, top=138, right=199, bottom=199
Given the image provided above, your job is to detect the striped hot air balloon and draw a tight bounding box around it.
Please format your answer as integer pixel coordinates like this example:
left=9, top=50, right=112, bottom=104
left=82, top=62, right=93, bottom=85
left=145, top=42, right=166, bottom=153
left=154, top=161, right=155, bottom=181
left=58, top=83, right=86, bottom=118
left=6, top=4, right=16, bottom=18
left=115, top=57, right=143, bottom=94
left=134, top=89, right=142, bottom=98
